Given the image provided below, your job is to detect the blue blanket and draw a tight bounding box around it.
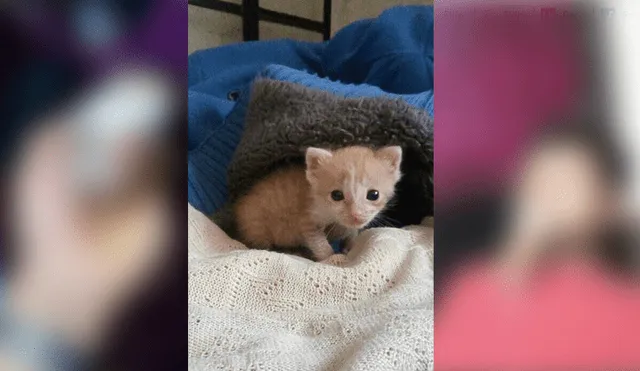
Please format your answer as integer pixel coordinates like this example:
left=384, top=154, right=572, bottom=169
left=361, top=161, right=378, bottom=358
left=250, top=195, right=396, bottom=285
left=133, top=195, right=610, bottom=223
left=188, top=5, right=434, bottom=215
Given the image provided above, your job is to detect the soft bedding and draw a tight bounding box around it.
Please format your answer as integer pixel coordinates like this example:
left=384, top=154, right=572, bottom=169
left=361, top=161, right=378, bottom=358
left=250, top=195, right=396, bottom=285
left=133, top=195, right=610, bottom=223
left=212, top=77, right=433, bottom=240
left=188, top=64, right=433, bottom=217
left=188, top=204, right=434, bottom=371
left=187, top=5, right=434, bottom=370
left=188, top=5, right=433, bottom=215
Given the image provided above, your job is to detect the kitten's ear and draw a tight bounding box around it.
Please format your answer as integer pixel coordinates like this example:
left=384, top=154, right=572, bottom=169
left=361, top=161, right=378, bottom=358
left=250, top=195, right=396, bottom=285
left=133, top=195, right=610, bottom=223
left=305, top=147, right=333, bottom=171
left=377, top=146, right=403, bottom=172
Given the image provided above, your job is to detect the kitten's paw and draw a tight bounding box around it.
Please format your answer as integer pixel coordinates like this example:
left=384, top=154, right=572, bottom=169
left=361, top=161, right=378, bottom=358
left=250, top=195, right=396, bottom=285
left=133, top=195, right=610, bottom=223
left=324, top=253, right=349, bottom=266
left=313, top=247, right=334, bottom=262
left=305, top=233, right=334, bottom=261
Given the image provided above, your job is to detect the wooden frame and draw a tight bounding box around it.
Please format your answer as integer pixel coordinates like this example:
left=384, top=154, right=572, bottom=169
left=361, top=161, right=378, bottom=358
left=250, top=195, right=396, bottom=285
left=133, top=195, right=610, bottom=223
left=189, top=0, right=332, bottom=41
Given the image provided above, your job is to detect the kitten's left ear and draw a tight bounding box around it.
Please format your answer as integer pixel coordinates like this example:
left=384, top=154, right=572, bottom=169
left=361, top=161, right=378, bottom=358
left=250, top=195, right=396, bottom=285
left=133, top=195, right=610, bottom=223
left=377, top=146, right=403, bottom=172
left=305, top=147, right=333, bottom=170
left=306, top=147, right=332, bottom=183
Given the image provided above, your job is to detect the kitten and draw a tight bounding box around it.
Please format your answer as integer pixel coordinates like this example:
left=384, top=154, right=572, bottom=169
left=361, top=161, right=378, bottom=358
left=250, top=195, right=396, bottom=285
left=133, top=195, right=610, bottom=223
left=234, top=146, right=403, bottom=261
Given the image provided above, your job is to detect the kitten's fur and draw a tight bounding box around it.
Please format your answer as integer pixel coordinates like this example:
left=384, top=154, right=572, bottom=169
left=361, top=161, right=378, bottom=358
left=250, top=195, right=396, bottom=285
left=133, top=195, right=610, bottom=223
left=234, top=146, right=403, bottom=261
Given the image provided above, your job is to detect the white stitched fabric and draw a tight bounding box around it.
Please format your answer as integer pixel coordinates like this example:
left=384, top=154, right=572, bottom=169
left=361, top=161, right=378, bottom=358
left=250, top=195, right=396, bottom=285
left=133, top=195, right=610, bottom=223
left=188, top=204, right=433, bottom=371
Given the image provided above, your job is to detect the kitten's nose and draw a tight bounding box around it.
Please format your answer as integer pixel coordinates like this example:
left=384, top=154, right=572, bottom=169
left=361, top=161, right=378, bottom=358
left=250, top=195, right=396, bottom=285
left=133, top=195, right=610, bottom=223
left=351, top=213, right=365, bottom=224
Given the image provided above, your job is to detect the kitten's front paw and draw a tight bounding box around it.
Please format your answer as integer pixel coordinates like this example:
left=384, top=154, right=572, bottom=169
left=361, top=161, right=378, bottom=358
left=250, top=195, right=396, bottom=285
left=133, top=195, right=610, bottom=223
left=313, top=246, right=334, bottom=262
left=324, top=253, right=348, bottom=266
left=305, top=232, right=334, bottom=261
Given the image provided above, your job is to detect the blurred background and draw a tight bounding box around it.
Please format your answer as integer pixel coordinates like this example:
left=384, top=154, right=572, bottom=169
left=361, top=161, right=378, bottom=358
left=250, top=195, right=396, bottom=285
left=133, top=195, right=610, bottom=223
left=435, top=0, right=596, bottom=286
left=1, top=1, right=187, bottom=369
left=435, top=0, right=640, bottom=369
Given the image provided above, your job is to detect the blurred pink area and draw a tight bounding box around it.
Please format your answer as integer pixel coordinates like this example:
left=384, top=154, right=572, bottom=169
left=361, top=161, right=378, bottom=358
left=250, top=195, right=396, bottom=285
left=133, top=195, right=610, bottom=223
left=433, top=3, right=640, bottom=369
left=435, top=2, right=583, bottom=206
left=436, top=258, right=640, bottom=369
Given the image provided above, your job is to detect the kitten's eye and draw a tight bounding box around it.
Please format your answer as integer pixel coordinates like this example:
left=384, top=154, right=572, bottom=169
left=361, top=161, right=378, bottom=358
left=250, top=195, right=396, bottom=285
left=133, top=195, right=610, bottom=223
left=330, top=190, right=344, bottom=201
left=366, top=190, right=380, bottom=201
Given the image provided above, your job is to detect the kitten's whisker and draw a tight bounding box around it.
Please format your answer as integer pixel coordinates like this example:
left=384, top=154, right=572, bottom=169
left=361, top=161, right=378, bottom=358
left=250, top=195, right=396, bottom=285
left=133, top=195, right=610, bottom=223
left=372, top=215, right=401, bottom=228
left=369, top=220, right=382, bottom=228
left=380, top=214, right=402, bottom=224
left=326, top=223, right=337, bottom=240
left=369, top=218, right=388, bottom=228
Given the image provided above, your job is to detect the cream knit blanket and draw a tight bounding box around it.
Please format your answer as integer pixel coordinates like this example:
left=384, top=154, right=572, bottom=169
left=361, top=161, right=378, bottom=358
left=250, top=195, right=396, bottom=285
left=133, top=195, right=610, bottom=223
left=188, top=204, right=434, bottom=371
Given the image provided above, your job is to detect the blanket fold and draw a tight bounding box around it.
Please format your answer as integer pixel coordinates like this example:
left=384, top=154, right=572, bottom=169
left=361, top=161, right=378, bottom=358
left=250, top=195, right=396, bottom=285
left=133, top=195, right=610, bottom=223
left=216, top=79, right=433, bottom=236
left=188, top=204, right=434, bottom=371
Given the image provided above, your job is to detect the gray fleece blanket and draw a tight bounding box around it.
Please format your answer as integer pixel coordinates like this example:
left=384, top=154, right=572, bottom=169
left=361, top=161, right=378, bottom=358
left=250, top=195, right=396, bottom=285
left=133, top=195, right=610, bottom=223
left=215, top=79, right=433, bottom=238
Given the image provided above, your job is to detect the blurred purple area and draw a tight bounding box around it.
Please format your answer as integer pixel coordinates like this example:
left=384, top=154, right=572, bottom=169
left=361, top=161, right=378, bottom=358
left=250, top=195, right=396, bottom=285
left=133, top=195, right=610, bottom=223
left=1, top=1, right=187, bottom=369
left=1, top=0, right=186, bottom=160
left=434, top=2, right=602, bottom=288
left=4, top=0, right=186, bottom=76
left=435, top=3, right=585, bottom=207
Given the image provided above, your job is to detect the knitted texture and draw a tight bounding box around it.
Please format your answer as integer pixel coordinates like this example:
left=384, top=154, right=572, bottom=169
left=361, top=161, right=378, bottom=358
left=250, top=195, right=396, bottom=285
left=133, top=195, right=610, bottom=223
left=211, top=79, right=433, bottom=238
left=262, top=65, right=434, bottom=114
left=188, top=204, right=434, bottom=371
left=188, top=65, right=434, bottom=215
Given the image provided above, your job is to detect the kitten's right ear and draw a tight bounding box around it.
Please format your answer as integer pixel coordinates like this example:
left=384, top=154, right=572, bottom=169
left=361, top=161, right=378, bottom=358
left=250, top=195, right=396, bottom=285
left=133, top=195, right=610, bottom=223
left=376, top=146, right=403, bottom=171
left=305, top=147, right=333, bottom=171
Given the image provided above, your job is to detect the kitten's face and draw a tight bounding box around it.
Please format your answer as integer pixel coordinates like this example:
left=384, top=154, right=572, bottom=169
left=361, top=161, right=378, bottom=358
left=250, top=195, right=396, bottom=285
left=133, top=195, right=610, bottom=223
left=305, top=146, right=403, bottom=229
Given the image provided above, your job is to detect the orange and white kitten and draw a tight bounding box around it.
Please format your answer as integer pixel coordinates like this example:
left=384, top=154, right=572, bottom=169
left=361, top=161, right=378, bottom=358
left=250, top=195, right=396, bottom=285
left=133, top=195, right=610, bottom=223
left=234, top=146, right=403, bottom=261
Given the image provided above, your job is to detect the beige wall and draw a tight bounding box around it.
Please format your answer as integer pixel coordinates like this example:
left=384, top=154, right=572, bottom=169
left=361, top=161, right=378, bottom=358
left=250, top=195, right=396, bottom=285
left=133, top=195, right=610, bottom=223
left=188, top=0, right=433, bottom=54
